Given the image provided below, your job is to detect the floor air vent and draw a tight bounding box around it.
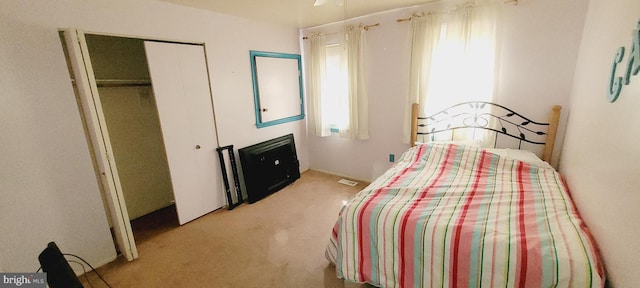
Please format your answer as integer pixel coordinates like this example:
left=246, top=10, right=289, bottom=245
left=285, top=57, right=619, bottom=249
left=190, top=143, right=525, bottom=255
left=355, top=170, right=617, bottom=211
left=338, top=179, right=358, bottom=186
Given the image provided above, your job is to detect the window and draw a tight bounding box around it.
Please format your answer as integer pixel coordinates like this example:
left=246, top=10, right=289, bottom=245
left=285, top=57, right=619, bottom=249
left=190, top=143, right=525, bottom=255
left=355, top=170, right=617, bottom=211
left=323, top=44, right=348, bottom=132
left=308, top=25, right=369, bottom=140
left=425, top=22, right=498, bottom=116
left=404, top=2, right=502, bottom=143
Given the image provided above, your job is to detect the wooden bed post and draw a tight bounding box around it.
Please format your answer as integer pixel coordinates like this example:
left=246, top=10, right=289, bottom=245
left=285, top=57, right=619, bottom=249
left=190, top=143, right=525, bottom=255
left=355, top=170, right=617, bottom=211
left=542, top=105, right=561, bottom=163
left=410, top=103, right=419, bottom=147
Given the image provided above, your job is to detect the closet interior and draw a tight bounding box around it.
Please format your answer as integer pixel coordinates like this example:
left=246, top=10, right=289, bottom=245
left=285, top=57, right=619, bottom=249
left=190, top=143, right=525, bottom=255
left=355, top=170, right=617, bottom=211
left=60, top=33, right=179, bottom=246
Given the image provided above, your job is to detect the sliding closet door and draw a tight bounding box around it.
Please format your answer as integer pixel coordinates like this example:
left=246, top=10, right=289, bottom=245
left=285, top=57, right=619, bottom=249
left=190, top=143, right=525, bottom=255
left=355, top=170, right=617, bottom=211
left=144, top=42, right=222, bottom=225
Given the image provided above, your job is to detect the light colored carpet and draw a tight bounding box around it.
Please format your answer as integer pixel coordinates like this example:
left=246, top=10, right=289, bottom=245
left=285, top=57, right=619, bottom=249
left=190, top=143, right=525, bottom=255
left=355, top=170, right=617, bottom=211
left=82, top=170, right=374, bottom=288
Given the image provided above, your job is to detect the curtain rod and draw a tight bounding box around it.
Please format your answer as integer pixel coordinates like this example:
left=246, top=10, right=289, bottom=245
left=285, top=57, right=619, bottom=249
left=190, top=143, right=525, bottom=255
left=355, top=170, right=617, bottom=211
left=396, top=0, right=518, bottom=22
left=302, top=23, right=380, bottom=40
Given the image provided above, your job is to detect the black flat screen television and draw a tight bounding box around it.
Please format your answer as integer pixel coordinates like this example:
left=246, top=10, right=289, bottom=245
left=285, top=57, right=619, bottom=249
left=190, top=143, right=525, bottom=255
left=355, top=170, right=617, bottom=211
left=238, top=134, right=300, bottom=203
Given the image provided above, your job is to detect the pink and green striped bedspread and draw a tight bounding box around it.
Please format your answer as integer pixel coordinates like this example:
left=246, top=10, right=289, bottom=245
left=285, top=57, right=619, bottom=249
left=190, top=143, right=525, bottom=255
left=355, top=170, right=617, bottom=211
left=326, top=143, right=605, bottom=287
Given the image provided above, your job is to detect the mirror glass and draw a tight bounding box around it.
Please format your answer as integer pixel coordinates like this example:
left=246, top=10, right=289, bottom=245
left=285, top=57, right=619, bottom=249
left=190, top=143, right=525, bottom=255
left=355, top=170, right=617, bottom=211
left=250, top=51, right=304, bottom=128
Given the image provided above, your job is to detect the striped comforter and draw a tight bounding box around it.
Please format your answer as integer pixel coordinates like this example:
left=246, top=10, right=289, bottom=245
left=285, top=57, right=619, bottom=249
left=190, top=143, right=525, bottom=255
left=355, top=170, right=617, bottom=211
left=326, top=143, right=604, bottom=287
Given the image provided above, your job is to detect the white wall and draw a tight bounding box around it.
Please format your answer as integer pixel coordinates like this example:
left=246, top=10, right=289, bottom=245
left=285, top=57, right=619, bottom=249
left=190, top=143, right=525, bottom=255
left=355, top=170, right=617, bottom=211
left=0, top=0, right=306, bottom=272
left=302, top=0, right=588, bottom=181
left=495, top=0, right=588, bottom=166
left=560, top=0, right=640, bottom=286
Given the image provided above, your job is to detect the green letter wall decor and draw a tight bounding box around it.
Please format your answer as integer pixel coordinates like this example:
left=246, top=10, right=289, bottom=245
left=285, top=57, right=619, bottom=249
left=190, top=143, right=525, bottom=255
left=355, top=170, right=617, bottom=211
left=608, top=19, right=640, bottom=103
left=609, top=47, right=625, bottom=103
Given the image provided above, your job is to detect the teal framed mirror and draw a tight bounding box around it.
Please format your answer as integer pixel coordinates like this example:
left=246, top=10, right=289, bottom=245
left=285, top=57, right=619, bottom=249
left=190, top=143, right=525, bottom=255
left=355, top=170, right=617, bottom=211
left=250, top=50, right=305, bottom=128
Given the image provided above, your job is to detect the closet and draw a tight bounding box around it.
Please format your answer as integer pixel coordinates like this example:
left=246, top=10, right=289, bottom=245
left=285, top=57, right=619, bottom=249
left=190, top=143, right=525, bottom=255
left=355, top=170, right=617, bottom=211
left=61, top=30, right=224, bottom=261
left=85, top=35, right=175, bottom=222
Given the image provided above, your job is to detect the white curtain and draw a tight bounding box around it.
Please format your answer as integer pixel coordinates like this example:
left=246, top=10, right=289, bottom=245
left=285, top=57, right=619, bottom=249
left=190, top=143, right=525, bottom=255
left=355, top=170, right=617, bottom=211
left=308, top=33, right=331, bottom=137
left=342, top=25, right=369, bottom=140
left=404, top=0, right=503, bottom=143
left=403, top=13, right=442, bottom=143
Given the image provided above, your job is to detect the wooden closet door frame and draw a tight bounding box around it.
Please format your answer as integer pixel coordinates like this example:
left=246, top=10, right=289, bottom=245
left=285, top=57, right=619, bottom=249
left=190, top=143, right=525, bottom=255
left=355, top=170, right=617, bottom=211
left=62, top=28, right=222, bottom=262
left=62, top=29, right=138, bottom=261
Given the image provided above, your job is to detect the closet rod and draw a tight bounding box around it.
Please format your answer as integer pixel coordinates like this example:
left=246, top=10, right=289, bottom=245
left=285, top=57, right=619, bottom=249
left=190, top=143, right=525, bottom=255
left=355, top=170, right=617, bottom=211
left=96, top=79, right=152, bottom=87
left=71, top=78, right=152, bottom=87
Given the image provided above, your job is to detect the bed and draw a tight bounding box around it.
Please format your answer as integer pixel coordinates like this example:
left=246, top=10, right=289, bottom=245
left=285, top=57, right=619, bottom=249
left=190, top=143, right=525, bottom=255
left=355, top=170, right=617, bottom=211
left=325, top=102, right=605, bottom=287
